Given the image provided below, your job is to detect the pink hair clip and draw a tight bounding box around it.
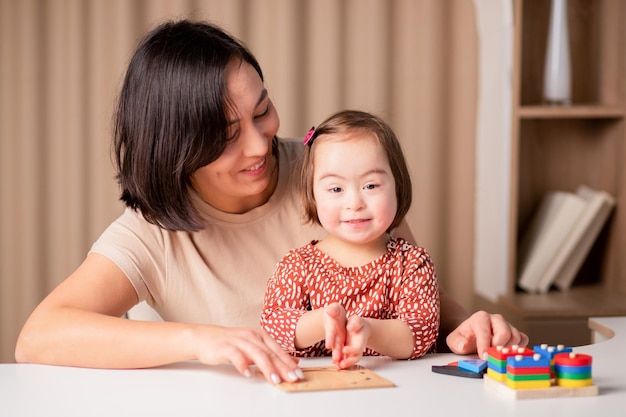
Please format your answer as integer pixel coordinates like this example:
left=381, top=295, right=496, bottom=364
left=303, top=126, right=316, bottom=146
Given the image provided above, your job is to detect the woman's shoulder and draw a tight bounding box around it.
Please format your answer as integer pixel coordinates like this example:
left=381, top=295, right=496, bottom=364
left=92, top=207, right=169, bottom=249
left=277, top=137, right=304, bottom=162
left=273, top=241, right=320, bottom=275
left=281, top=241, right=318, bottom=260
left=277, top=136, right=303, bottom=147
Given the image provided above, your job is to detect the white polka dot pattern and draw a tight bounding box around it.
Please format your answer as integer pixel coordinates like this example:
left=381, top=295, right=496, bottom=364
left=260, top=237, right=439, bottom=360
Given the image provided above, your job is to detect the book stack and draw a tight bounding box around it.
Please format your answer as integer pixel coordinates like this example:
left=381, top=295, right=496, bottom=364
left=516, top=185, right=615, bottom=294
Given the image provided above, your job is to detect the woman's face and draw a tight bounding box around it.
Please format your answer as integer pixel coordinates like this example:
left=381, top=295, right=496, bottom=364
left=191, top=60, right=280, bottom=213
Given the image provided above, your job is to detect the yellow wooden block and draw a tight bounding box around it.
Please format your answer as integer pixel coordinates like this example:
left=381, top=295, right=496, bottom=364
left=506, top=378, right=551, bottom=390
left=487, top=369, right=507, bottom=382
left=557, top=378, right=593, bottom=388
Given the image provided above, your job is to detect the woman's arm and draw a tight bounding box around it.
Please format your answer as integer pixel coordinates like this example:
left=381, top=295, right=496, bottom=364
left=15, top=253, right=302, bottom=384
left=395, top=221, right=528, bottom=356
left=436, top=287, right=471, bottom=351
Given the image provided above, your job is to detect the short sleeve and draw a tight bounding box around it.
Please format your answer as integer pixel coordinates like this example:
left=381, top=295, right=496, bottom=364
left=89, top=208, right=165, bottom=303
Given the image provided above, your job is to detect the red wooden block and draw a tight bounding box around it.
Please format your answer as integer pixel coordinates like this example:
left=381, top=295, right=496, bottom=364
left=506, top=365, right=551, bottom=375
left=487, top=345, right=534, bottom=361
left=554, top=352, right=592, bottom=367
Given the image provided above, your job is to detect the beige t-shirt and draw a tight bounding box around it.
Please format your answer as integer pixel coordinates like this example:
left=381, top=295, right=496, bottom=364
left=90, top=138, right=325, bottom=327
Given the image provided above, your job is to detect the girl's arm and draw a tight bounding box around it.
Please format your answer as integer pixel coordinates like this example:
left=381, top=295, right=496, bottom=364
left=260, top=252, right=321, bottom=355
left=332, top=245, right=439, bottom=368
left=319, top=306, right=416, bottom=369
left=348, top=316, right=414, bottom=359
left=380, top=248, right=440, bottom=360
left=15, top=253, right=302, bottom=384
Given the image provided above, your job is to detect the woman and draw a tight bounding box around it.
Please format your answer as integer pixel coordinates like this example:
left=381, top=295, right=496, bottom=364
left=15, top=20, right=527, bottom=385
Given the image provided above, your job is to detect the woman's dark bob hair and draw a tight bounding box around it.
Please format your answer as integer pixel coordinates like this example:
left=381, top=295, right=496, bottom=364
left=113, top=20, right=264, bottom=231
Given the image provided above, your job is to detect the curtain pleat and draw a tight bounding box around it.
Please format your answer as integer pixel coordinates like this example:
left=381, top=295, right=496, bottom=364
left=0, top=0, right=477, bottom=362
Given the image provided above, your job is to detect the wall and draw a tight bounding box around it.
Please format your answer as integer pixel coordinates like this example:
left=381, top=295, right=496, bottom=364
left=473, top=0, right=513, bottom=301
left=0, top=0, right=478, bottom=362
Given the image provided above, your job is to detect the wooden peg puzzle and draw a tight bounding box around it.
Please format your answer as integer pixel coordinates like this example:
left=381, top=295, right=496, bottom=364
left=277, top=365, right=395, bottom=393
left=484, top=344, right=598, bottom=399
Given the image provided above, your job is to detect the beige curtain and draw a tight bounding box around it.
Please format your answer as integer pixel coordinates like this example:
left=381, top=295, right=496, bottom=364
left=0, top=0, right=477, bottom=362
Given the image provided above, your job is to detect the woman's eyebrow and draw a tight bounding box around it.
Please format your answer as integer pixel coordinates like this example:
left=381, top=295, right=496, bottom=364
left=227, top=89, right=269, bottom=126
left=256, top=89, right=268, bottom=107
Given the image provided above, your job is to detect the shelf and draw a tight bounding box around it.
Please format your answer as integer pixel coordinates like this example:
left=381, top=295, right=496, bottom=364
left=493, top=0, right=626, bottom=347
left=517, top=105, right=624, bottom=119
left=499, top=285, right=626, bottom=320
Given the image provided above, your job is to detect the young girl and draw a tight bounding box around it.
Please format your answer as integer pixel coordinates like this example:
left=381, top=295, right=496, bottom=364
left=261, top=110, right=439, bottom=369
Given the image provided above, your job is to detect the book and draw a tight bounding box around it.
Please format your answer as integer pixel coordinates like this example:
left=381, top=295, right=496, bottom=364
left=549, top=186, right=615, bottom=292
left=516, top=186, right=615, bottom=293
left=517, top=191, right=587, bottom=293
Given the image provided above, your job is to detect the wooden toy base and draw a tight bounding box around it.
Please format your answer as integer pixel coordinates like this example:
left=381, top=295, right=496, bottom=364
left=484, top=375, right=598, bottom=400
left=277, top=365, right=395, bottom=393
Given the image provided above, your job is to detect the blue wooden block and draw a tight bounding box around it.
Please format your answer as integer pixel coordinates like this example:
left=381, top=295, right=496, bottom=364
left=533, top=344, right=572, bottom=360
left=507, top=353, right=550, bottom=368
left=554, top=364, right=592, bottom=374
left=487, top=361, right=506, bottom=374
left=458, top=359, right=487, bottom=374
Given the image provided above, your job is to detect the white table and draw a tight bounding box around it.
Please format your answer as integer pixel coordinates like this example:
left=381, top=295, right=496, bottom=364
left=1, top=316, right=625, bottom=417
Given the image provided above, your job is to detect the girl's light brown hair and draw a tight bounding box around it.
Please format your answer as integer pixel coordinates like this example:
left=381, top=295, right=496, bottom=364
left=296, top=110, right=412, bottom=232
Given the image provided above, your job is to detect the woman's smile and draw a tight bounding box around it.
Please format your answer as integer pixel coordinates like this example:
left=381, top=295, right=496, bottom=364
left=243, top=158, right=267, bottom=174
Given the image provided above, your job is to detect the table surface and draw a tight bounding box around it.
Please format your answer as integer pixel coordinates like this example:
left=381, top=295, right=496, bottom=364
left=1, top=316, right=625, bottom=417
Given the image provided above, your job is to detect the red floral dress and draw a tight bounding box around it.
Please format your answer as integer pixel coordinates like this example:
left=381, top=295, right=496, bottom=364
left=260, top=237, right=439, bottom=359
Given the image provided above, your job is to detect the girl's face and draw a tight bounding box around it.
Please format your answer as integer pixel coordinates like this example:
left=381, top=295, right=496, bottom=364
left=191, top=60, right=280, bottom=214
left=312, top=133, right=397, bottom=245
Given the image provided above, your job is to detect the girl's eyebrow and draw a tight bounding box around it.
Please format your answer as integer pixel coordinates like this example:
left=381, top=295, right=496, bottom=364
left=226, top=89, right=269, bottom=126
left=317, top=168, right=389, bottom=181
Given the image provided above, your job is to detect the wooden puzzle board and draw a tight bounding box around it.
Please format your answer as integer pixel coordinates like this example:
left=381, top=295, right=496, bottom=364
left=277, top=365, right=395, bottom=393
left=484, top=375, right=599, bottom=400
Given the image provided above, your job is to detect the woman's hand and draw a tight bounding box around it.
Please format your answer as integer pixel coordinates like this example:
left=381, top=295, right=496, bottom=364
left=445, top=311, right=529, bottom=359
left=193, top=326, right=304, bottom=385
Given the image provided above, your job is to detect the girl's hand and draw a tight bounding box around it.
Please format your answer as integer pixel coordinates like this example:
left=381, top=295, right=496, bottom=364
left=322, top=303, right=347, bottom=366
left=193, top=326, right=303, bottom=385
left=337, top=315, right=370, bottom=369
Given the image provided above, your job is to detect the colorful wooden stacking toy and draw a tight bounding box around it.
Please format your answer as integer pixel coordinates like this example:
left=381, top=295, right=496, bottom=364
left=554, top=352, right=593, bottom=388
left=533, top=344, right=572, bottom=377
left=506, top=353, right=551, bottom=390
left=486, top=345, right=534, bottom=382
left=484, top=344, right=598, bottom=399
